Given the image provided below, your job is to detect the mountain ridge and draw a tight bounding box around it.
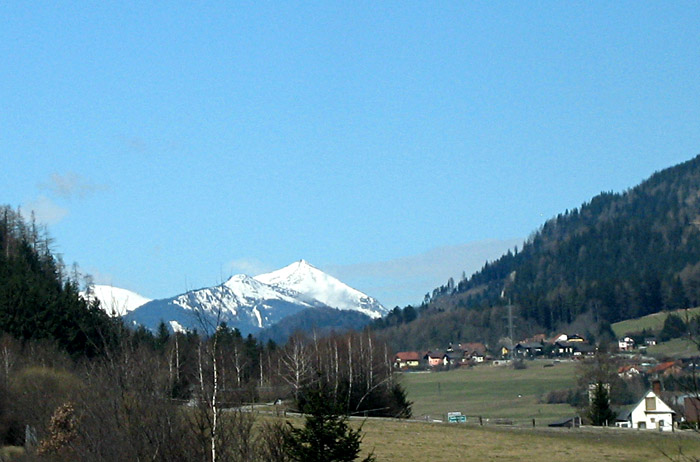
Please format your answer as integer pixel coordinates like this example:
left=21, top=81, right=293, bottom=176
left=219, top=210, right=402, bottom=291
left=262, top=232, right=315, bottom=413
left=120, top=260, right=385, bottom=336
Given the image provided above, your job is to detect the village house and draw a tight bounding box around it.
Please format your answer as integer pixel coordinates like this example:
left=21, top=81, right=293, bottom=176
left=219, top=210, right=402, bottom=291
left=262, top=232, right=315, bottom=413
left=447, top=351, right=466, bottom=366
left=499, top=344, right=511, bottom=358
left=648, top=361, right=683, bottom=377
left=394, top=351, right=421, bottom=369
left=513, top=342, right=544, bottom=358
left=424, top=351, right=447, bottom=367
left=458, top=342, right=485, bottom=362
left=615, top=389, right=676, bottom=431
left=645, top=337, right=658, bottom=346
left=572, top=342, right=596, bottom=358
left=459, top=342, right=487, bottom=355
left=553, top=333, right=585, bottom=343
left=618, top=364, right=642, bottom=379
left=553, top=340, right=574, bottom=356
left=618, top=336, right=635, bottom=351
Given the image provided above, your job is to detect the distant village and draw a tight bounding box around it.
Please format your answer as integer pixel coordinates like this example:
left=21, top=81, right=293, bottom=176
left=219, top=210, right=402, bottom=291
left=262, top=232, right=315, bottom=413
left=394, top=332, right=700, bottom=432
left=393, top=332, right=599, bottom=370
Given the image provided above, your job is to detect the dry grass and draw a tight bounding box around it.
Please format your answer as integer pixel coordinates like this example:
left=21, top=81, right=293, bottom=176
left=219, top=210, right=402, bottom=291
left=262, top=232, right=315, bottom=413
left=367, top=359, right=700, bottom=460
left=356, top=418, right=700, bottom=461
left=0, top=446, right=25, bottom=460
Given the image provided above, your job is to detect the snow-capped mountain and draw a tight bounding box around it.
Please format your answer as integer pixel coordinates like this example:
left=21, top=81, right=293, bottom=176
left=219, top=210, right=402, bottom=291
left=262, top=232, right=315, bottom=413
left=82, top=285, right=151, bottom=317
left=254, top=260, right=388, bottom=319
left=124, top=273, right=325, bottom=335
left=122, top=260, right=386, bottom=335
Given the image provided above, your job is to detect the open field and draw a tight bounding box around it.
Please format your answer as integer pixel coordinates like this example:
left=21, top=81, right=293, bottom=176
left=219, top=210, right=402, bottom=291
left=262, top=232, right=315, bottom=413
left=612, top=307, right=700, bottom=337
left=400, top=360, right=577, bottom=424
left=355, top=418, right=700, bottom=461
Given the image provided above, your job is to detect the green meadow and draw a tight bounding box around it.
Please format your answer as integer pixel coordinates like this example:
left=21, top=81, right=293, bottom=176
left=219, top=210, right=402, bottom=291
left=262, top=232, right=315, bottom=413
left=355, top=361, right=700, bottom=461
left=612, top=307, right=700, bottom=337
left=400, top=360, right=577, bottom=424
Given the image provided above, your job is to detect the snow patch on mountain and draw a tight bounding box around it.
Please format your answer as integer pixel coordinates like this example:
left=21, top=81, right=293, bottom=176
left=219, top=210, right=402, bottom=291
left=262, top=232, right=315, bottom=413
left=82, top=285, right=151, bottom=317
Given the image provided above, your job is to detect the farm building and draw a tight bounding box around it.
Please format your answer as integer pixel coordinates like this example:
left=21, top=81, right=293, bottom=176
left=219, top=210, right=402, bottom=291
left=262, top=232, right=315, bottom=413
left=615, top=390, right=675, bottom=432
left=394, top=351, right=421, bottom=369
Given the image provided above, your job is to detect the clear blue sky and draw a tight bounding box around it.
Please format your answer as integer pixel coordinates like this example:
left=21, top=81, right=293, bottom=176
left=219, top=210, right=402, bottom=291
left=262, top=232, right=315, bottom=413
left=2, top=2, right=699, bottom=307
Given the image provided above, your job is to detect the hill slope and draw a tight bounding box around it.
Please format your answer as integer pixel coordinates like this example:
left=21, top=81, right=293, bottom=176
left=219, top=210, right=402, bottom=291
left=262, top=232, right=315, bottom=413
left=388, top=154, right=700, bottom=345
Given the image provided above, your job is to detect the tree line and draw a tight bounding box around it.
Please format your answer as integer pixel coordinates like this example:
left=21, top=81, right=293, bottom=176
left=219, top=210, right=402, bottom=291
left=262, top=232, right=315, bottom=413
left=0, top=326, right=407, bottom=460
left=0, top=206, right=119, bottom=357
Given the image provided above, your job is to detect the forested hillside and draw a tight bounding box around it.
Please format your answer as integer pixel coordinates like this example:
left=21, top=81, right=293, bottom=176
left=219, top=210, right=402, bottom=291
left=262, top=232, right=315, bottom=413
left=0, top=206, right=118, bottom=356
left=377, top=154, right=700, bottom=348
left=257, top=306, right=373, bottom=344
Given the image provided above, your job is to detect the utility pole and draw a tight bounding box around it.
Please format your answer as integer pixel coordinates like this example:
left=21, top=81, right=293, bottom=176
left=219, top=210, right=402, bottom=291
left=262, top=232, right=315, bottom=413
left=501, top=271, right=517, bottom=360
left=508, top=297, right=514, bottom=360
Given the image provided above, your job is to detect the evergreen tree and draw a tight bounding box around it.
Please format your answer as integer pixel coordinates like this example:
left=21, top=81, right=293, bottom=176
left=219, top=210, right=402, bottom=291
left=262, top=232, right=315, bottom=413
left=0, top=205, right=119, bottom=357
left=659, top=313, right=687, bottom=341
left=588, top=381, right=616, bottom=426
left=402, top=305, right=417, bottom=323
left=284, top=386, right=374, bottom=462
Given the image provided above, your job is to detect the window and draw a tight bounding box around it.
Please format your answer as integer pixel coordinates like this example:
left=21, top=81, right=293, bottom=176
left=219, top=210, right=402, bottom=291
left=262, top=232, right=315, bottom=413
left=659, top=419, right=665, bottom=428
left=638, top=422, right=646, bottom=429
left=645, top=397, right=656, bottom=411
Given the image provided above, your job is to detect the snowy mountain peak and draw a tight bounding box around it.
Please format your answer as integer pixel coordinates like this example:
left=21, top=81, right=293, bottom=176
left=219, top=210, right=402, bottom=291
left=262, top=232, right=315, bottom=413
left=121, top=260, right=386, bottom=335
left=125, top=272, right=323, bottom=336
left=254, top=261, right=387, bottom=318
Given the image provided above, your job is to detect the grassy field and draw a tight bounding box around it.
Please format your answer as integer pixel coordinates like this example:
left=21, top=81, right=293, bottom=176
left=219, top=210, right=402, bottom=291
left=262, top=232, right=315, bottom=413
left=384, top=352, right=700, bottom=460
left=645, top=337, right=699, bottom=359
left=400, top=360, right=577, bottom=424
left=612, top=307, right=700, bottom=337
left=356, top=418, right=700, bottom=461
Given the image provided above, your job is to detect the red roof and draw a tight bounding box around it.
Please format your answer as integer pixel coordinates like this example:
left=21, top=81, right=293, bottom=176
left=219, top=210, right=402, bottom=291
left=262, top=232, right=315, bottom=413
left=648, top=361, right=678, bottom=374
left=395, top=351, right=421, bottom=361
left=461, top=342, right=486, bottom=354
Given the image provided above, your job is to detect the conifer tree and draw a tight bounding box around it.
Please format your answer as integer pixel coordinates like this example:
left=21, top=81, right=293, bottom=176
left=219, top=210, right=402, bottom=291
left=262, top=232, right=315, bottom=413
left=284, top=385, right=374, bottom=462
left=588, top=381, right=616, bottom=426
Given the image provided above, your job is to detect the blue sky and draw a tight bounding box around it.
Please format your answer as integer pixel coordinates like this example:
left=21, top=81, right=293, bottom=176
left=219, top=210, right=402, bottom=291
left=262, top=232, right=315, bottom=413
left=2, top=2, right=699, bottom=307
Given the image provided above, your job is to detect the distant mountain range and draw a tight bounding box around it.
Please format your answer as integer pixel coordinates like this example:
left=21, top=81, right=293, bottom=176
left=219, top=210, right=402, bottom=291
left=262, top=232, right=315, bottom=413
left=87, top=260, right=387, bottom=336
